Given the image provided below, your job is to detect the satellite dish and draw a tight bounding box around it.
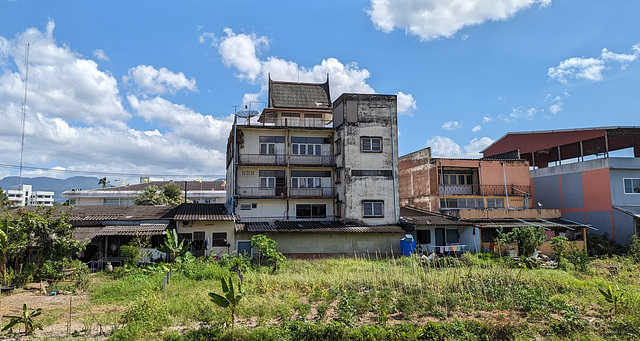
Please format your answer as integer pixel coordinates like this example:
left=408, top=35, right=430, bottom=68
left=236, top=109, right=260, bottom=118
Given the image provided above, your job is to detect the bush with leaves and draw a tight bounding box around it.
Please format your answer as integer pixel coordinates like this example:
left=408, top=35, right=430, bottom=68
left=567, top=246, right=592, bottom=272
left=496, top=226, right=546, bottom=257
left=120, top=234, right=152, bottom=266
left=250, top=234, right=286, bottom=272
left=550, top=235, right=568, bottom=260
left=628, top=235, right=640, bottom=263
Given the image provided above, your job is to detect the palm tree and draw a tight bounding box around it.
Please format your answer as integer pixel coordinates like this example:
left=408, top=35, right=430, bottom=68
left=98, top=177, right=107, bottom=189
left=135, top=185, right=168, bottom=205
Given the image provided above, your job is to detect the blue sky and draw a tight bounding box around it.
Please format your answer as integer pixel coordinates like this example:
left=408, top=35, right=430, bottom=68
left=1, top=0, right=639, bottom=185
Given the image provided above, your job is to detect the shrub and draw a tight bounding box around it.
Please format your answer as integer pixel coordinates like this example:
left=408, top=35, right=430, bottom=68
left=497, top=226, right=546, bottom=257
left=628, top=235, right=640, bottom=263
left=251, top=235, right=286, bottom=272
left=550, top=236, right=568, bottom=260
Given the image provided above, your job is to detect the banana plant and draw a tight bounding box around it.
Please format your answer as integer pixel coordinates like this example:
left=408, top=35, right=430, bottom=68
left=599, top=284, right=624, bottom=315
left=2, top=303, right=43, bottom=335
left=158, top=228, right=189, bottom=262
left=209, top=276, right=244, bottom=327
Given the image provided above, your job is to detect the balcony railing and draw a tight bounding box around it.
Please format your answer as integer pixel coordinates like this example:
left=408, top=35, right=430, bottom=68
left=236, top=186, right=287, bottom=198
left=439, top=184, right=531, bottom=196
left=239, top=154, right=287, bottom=165
left=289, top=187, right=335, bottom=198
left=244, top=118, right=332, bottom=128
left=238, top=154, right=335, bottom=166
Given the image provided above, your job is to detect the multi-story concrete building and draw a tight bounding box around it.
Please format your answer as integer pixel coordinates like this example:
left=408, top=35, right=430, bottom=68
left=482, top=126, right=640, bottom=245
left=398, top=147, right=588, bottom=255
left=63, top=181, right=226, bottom=206
left=226, top=77, right=406, bottom=257
left=4, top=184, right=54, bottom=207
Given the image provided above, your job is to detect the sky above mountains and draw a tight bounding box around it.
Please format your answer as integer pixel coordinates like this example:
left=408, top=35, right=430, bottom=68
left=1, top=1, right=639, bottom=185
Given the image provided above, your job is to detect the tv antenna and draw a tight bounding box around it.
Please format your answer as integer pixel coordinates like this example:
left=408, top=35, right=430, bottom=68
left=19, top=43, right=30, bottom=192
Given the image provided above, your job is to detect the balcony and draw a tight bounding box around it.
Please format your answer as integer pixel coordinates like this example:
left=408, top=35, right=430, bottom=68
left=247, top=117, right=333, bottom=128
left=289, top=187, right=335, bottom=199
left=239, top=154, right=287, bottom=166
left=438, top=184, right=530, bottom=196
left=236, top=186, right=287, bottom=198
left=238, top=154, right=335, bottom=166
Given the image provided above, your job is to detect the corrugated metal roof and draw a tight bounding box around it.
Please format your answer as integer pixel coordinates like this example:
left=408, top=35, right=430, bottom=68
left=89, top=180, right=226, bottom=192
left=67, top=205, right=178, bottom=221
left=73, top=227, right=104, bottom=242
left=269, top=78, right=331, bottom=109
left=473, top=219, right=587, bottom=230
left=239, top=220, right=406, bottom=233
left=96, top=224, right=168, bottom=236
left=400, top=207, right=472, bottom=226
left=174, top=203, right=236, bottom=221
left=614, top=205, right=640, bottom=218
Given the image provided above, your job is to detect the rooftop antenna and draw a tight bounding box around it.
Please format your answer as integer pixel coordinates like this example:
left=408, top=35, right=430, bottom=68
left=19, top=43, right=30, bottom=192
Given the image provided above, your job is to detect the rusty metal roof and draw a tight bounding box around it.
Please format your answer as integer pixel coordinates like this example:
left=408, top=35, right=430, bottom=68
left=239, top=220, right=406, bottom=233
left=174, top=203, right=236, bottom=221
left=67, top=205, right=178, bottom=221
left=73, top=227, right=104, bottom=242
left=96, top=224, right=168, bottom=236
left=400, top=207, right=472, bottom=226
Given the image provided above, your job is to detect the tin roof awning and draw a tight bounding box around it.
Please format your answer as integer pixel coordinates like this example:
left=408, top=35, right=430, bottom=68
left=613, top=205, right=640, bottom=219
left=96, top=224, right=168, bottom=236
left=473, top=218, right=592, bottom=230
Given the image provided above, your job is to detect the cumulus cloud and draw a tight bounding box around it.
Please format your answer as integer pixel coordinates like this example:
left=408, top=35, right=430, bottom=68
left=442, top=121, right=462, bottom=130
left=426, top=136, right=494, bottom=158
left=93, top=49, right=109, bottom=61
left=549, top=43, right=640, bottom=83
left=367, top=0, right=550, bottom=41
left=0, top=20, right=234, bottom=180
left=205, top=28, right=416, bottom=114
left=123, top=65, right=197, bottom=95
left=0, top=19, right=129, bottom=126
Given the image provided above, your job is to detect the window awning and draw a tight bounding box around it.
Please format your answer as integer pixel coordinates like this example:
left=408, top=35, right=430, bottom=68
left=96, top=224, right=168, bottom=236
left=613, top=205, right=640, bottom=219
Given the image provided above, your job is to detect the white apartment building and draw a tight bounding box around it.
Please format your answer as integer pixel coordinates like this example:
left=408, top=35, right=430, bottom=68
left=226, top=77, right=400, bottom=226
left=63, top=181, right=226, bottom=206
left=4, top=184, right=55, bottom=207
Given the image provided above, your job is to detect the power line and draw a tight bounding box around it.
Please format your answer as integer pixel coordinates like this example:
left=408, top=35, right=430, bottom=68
left=0, top=163, right=225, bottom=179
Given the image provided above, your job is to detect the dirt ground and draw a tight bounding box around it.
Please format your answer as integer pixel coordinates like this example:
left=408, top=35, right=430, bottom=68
left=0, top=283, right=111, bottom=340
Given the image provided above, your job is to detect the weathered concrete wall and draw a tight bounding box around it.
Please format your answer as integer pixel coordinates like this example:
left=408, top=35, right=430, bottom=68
left=333, top=94, right=399, bottom=225
left=235, top=198, right=335, bottom=221
left=399, top=148, right=435, bottom=210
left=237, top=231, right=405, bottom=257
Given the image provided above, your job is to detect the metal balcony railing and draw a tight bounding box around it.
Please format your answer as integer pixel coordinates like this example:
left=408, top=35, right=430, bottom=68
left=236, top=186, right=287, bottom=198
left=289, top=187, right=335, bottom=198
left=438, top=184, right=531, bottom=196
left=238, top=154, right=335, bottom=166
left=243, top=118, right=332, bottom=128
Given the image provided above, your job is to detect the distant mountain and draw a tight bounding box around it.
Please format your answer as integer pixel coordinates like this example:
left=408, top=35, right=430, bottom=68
left=0, top=176, right=100, bottom=203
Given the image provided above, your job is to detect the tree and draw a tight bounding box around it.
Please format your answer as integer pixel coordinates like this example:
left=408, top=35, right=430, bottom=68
left=162, top=183, right=184, bottom=205
left=135, top=185, right=168, bottom=205
left=98, top=177, right=107, bottom=189
left=496, top=226, right=546, bottom=257
left=0, top=187, right=9, bottom=207
left=158, top=229, right=189, bottom=262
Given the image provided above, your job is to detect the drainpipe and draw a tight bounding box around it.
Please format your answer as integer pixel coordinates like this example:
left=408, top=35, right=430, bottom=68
left=501, top=162, right=510, bottom=209
left=390, top=103, right=398, bottom=223
left=440, top=160, right=447, bottom=209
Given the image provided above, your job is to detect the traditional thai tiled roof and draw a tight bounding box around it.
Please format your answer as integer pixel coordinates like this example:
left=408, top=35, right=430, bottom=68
left=174, top=203, right=237, bottom=221
left=268, top=77, right=331, bottom=109
left=238, top=220, right=406, bottom=233
left=400, top=207, right=472, bottom=226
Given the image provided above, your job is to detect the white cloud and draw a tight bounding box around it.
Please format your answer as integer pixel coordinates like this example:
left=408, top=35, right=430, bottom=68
left=482, top=115, right=492, bottom=123
left=0, top=19, right=129, bottom=126
left=442, top=121, right=461, bottom=130
left=549, top=43, right=640, bottom=83
left=217, top=28, right=268, bottom=82
left=367, top=0, right=550, bottom=41
left=208, top=28, right=417, bottom=114
left=0, top=20, right=233, bottom=180
left=508, top=107, right=536, bottom=120
left=426, top=136, right=494, bottom=158
left=124, top=65, right=197, bottom=95
left=93, top=49, right=109, bottom=61
left=472, top=125, right=481, bottom=132
left=548, top=103, right=562, bottom=114
left=396, top=91, right=416, bottom=115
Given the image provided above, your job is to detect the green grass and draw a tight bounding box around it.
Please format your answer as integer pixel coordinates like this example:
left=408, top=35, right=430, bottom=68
left=75, top=254, right=640, bottom=340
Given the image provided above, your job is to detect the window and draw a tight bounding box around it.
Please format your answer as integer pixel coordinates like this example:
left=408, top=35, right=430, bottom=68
left=259, top=170, right=284, bottom=188
left=260, top=177, right=275, bottom=188
left=335, top=138, right=342, bottom=155
left=445, top=229, right=459, bottom=244
left=281, top=113, right=300, bottom=118
left=291, top=170, right=330, bottom=188
left=624, top=178, right=640, bottom=194
left=439, top=173, right=473, bottom=185
left=259, top=136, right=284, bottom=155
left=335, top=202, right=342, bottom=218
left=417, top=230, right=431, bottom=244
left=305, top=113, right=322, bottom=119
left=486, top=198, right=505, bottom=208
left=296, top=204, right=327, bottom=218
left=291, top=137, right=329, bottom=155
left=212, top=232, right=228, bottom=247
left=361, top=137, right=382, bottom=153
left=335, top=168, right=342, bottom=184
left=241, top=170, right=255, bottom=176
left=363, top=201, right=384, bottom=217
